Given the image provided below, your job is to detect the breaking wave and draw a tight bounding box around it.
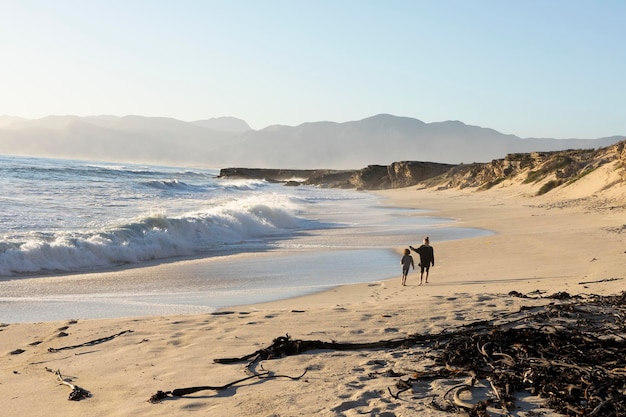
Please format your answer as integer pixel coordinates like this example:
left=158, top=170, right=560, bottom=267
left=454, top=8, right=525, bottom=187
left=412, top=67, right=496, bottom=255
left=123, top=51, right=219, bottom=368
left=142, top=179, right=206, bottom=191
left=0, top=195, right=308, bottom=276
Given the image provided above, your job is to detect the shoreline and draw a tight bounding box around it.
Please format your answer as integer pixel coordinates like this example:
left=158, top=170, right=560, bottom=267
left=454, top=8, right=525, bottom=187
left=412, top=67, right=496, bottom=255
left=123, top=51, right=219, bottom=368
left=2, top=184, right=624, bottom=416
left=0, top=189, right=488, bottom=324
left=250, top=184, right=624, bottom=312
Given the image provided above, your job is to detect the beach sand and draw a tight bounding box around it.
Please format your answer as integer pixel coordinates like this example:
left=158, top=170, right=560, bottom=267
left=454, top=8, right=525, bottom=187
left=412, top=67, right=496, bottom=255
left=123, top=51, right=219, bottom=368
left=1, top=165, right=625, bottom=417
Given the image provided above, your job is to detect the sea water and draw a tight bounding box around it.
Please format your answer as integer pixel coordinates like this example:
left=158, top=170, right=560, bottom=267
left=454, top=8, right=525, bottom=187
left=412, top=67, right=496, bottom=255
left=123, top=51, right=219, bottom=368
left=0, top=155, right=491, bottom=322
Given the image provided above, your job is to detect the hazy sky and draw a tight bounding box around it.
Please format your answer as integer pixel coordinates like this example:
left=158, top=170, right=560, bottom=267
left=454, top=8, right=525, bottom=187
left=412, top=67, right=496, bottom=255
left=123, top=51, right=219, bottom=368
left=1, top=0, right=624, bottom=138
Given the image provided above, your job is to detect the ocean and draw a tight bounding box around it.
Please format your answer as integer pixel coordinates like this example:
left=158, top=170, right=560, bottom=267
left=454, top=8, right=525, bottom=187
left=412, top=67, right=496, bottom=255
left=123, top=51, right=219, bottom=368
left=0, top=155, right=491, bottom=322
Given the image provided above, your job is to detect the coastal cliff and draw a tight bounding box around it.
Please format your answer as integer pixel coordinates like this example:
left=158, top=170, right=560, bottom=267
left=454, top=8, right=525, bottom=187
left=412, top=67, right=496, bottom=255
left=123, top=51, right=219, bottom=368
left=422, top=140, right=626, bottom=194
left=219, top=140, right=626, bottom=194
left=218, top=161, right=456, bottom=190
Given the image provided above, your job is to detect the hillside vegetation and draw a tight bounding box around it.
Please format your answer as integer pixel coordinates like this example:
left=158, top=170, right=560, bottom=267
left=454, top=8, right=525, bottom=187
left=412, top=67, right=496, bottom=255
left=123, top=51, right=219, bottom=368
left=220, top=141, right=626, bottom=203
left=421, top=140, right=626, bottom=198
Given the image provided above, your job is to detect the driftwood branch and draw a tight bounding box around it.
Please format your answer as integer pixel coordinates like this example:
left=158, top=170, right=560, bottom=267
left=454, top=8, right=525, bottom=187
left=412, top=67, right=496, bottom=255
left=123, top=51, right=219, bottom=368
left=49, top=369, right=91, bottom=401
left=48, top=330, right=133, bottom=353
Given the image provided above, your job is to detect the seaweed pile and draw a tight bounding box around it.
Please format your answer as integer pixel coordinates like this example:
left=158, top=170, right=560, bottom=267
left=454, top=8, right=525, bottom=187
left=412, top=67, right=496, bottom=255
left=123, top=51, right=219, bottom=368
left=393, top=291, right=626, bottom=416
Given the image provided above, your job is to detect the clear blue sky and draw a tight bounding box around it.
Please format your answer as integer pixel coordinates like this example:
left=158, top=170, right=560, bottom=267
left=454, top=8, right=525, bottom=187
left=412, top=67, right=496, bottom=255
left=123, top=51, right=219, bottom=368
left=1, top=0, right=624, bottom=138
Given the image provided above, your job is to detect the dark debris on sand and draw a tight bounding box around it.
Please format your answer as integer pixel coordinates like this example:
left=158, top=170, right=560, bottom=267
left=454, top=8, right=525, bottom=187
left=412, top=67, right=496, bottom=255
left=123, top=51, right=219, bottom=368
left=393, top=291, right=626, bottom=416
left=211, top=291, right=626, bottom=416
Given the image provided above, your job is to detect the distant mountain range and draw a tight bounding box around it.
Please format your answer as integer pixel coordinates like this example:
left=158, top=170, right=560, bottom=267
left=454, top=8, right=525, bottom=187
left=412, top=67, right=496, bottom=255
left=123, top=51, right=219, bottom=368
left=0, top=114, right=623, bottom=169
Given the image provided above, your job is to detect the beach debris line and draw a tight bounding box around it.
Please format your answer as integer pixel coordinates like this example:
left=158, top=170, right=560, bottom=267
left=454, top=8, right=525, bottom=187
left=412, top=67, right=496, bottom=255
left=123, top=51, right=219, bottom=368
left=211, top=291, right=626, bottom=416
left=47, top=330, right=134, bottom=353
left=386, top=291, right=626, bottom=416
left=148, top=369, right=308, bottom=403
left=578, top=277, right=622, bottom=285
left=47, top=368, right=91, bottom=401
left=213, top=334, right=424, bottom=368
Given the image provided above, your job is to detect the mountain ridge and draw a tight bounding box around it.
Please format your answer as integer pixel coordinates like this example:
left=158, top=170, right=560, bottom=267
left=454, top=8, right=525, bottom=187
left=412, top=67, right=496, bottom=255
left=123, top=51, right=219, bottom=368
left=0, top=114, right=623, bottom=169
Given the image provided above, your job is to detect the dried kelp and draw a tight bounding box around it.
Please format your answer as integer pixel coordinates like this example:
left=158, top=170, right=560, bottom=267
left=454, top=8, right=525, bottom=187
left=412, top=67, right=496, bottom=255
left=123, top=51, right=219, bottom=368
left=48, top=330, right=133, bottom=353
left=394, top=291, right=626, bottom=416
left=212, top=291, right=626, bottom=416
left=214, top=334, right=431, bottom=370
left=148, top=369, right=308, bottom=403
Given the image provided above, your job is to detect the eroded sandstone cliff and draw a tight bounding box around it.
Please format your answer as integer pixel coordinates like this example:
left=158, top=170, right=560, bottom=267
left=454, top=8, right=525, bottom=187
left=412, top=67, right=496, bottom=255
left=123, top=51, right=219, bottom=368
left=423, top=140, right=626, bottom=193
left=219, top=161, right=455, bottom=190
left=218, top=140, right=626, bottom=194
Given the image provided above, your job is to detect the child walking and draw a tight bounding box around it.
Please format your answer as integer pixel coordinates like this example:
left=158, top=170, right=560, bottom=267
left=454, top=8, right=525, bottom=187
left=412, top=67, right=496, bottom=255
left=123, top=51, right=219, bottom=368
left=400, top=248, right=415, bottom=286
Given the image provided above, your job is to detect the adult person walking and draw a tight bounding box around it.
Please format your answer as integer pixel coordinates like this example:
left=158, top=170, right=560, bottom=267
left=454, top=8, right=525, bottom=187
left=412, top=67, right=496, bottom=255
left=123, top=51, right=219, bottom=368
left=409, top=236, right=434, bottom=285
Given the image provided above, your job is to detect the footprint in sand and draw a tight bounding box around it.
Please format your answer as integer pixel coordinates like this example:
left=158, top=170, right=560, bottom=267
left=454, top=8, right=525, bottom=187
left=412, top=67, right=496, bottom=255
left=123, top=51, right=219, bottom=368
left=345, top=380, right=366, bottom=389
left=364, top=359, right=387, bottom=367
left=447, top=312, right=465, bottom=321
left=306, top=363, right=324, bottom=371
left=331, top=390, right=392, bottom=413
left=211, top=311, right=235, bottom=316
left=180, top=402, right=209, bottom=411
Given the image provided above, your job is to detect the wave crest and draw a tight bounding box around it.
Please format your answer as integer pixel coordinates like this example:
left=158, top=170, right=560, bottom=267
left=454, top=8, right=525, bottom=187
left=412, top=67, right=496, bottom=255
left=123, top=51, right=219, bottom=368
left=142, top=179, right=205, bottom=191
left=0, top=195, right=306, bottom=276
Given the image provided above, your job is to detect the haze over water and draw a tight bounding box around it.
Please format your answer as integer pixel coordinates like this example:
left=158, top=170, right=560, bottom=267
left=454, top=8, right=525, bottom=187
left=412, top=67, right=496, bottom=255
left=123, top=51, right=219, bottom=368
left=0, top=156, right=491, bottom=322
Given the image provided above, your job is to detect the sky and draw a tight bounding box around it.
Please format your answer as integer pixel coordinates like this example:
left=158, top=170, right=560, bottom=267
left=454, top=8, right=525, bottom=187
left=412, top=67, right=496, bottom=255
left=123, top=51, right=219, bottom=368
left=1, top=0, right=624, bottom=138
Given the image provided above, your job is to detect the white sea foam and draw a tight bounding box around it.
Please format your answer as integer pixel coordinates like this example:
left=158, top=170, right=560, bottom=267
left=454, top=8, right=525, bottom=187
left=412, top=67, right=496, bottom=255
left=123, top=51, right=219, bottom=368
left=142, top=179, right=204, bottom=191
left=0, top=193, right=310, bottom=276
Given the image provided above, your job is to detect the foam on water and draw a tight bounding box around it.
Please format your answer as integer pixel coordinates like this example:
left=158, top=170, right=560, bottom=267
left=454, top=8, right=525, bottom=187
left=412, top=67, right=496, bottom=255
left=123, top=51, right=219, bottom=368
left=0, top=155, right=493, bottom=322
left=0, top=155, right=355, bottom=276
left=0, top=193, right=317, bottom=276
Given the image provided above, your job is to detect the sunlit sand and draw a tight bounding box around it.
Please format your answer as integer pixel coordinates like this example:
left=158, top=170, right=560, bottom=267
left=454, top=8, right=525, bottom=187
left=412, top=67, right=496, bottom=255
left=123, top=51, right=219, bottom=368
left=1, top=165, right=624, bottom=416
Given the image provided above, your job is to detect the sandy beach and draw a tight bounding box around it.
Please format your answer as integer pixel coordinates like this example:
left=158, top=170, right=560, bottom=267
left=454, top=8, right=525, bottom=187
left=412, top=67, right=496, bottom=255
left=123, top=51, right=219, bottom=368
left=2, top=164, right=625, bottom=417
